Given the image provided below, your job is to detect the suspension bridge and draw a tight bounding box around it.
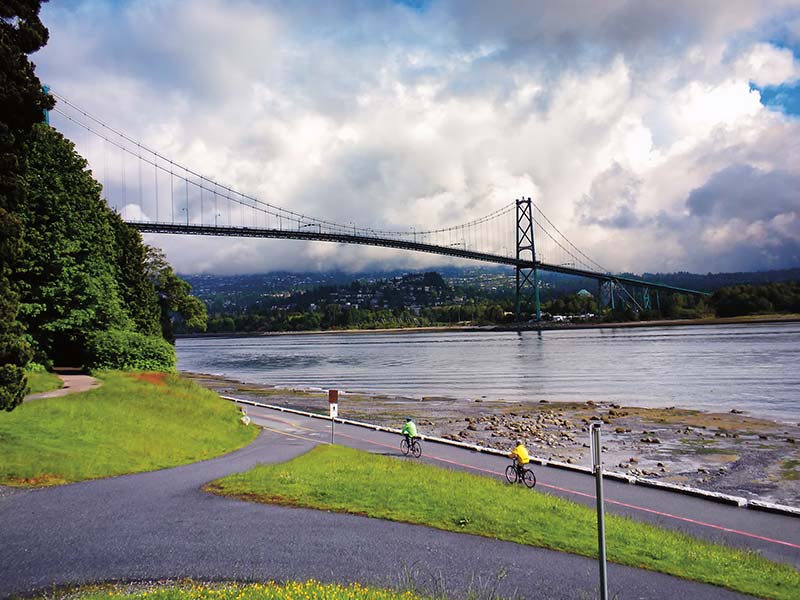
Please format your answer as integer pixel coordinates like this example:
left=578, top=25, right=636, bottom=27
left=49, top=93, right=708, bottom=321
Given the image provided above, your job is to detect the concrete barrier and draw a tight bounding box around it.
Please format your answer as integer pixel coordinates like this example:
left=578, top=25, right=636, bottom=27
left=222, top=394, right=798, bottom=518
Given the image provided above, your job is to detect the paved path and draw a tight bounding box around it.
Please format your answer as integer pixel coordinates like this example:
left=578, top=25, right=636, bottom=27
left=1, top=405, right=796, bottom=599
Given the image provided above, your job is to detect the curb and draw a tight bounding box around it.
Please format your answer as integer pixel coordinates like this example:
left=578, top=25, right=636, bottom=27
left=223, top=395, right=800, bottom=518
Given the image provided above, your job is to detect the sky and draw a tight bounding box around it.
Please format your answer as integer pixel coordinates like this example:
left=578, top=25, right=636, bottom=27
left=34, top=0, right=800, bottom=276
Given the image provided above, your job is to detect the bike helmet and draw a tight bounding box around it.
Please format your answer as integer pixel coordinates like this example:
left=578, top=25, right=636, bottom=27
left=406, top=417, right=413, bottom=422
left=516, top=439, right=523, bottom=446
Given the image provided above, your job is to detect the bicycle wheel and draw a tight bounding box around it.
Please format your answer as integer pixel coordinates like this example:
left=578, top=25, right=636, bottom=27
left=522, top=468, right=536, bottom=489
left=505, top=464, right=518, bottom=484
left=411, top=439, right=422, bottom=458
left=400, top=437, right=410, bottom=456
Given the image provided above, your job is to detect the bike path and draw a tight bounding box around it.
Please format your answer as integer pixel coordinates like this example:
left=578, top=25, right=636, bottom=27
left=0, top=410, right=781, bottom=600
left=241, top=403, right=800, bottom=568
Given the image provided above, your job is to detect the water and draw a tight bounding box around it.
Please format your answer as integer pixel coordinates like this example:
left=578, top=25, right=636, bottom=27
left=177, top=322, right=800, bottom=423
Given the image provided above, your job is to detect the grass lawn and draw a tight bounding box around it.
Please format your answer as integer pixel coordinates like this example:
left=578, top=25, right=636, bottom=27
left=0, top=371, right=258, bottom=486
left=25, top=369, right=63, bottom=394
left=43, top=581, right=424, bottom=600
left=208, top=445, right=799, bottom=600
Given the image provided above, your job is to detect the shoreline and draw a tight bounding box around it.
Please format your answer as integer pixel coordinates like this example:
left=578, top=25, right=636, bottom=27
left=178, top=313, right=800, bottom=338
left=187, top=371, right=800, bottom=508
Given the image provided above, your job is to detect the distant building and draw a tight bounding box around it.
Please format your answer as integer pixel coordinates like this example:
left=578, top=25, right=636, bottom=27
left=577, top=288, right=593, bottom=297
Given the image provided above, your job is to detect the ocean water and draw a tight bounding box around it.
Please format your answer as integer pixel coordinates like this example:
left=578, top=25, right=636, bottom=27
left=177, top=322, right=800, bottom=424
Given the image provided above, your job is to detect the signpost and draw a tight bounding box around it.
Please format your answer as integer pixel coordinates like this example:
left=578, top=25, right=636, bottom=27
left=328, top=389, right=338, bottom=444
left=590, top=422, right=609, bottom=600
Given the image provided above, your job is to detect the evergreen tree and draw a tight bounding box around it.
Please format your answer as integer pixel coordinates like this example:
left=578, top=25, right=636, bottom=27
left=145, top=247, right=207, bottom=342
left=108, top=212, right=161, bottom=337
left=18, top=124, right=131, bottom=364
left=0, top=0, right=54, bottom=410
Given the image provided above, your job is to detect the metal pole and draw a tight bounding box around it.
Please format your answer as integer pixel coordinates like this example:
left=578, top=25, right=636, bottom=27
left=591, top=423, right=609, bottom=600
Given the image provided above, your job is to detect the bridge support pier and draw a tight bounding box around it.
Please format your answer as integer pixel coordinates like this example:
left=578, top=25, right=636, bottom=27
left=515, top=197, right=540, bottom=324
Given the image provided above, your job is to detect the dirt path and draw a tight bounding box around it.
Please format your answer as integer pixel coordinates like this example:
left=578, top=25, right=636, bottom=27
left=24, top=368, right=101, bottom=401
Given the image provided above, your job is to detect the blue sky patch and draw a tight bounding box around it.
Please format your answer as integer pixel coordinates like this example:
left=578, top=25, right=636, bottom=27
left=753, top=82, right=800, bottom=116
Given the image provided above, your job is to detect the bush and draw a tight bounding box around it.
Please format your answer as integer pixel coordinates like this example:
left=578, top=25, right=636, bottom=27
left=83, top=330, right=176, bottom=372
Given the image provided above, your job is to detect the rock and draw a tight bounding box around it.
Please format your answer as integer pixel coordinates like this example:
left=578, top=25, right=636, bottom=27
left=729, top=409, right=744, bottom=414
left=614, top=427, right=626, bottom=434
left=467, top=423, right=477, bottom=431
left=586, top=400, right=596, bottom=406
left=539, top=399, right=549, bottom=403
left=629, top=457, right=638, bottom=463
left=640, top=437, right=661, bottom=444
left=787, top=437, right=796, bottom=444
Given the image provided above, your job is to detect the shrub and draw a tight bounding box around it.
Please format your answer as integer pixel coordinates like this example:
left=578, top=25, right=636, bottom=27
left=83, top=329, right=176, bottom=372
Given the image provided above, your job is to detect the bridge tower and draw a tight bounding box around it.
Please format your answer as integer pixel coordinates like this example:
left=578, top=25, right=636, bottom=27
left=515, top=198, right=541, bottom=323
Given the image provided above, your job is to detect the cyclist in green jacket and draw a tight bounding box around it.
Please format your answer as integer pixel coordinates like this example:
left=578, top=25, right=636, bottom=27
left=401, top=417, right=417, bottom=443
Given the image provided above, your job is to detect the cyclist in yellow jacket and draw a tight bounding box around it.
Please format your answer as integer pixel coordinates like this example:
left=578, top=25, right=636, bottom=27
left=509, top=439, right=530, bottom=465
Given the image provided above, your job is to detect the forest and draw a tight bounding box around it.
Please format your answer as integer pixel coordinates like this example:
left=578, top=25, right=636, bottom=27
left=0, top=3, right=204, bottom=411
left=198, top=278, right=798, bottom=335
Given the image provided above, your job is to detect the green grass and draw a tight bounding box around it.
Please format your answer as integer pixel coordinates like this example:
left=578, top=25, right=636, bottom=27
left=208, top=445, right=800, bottom=600
left=25, top=369, right=63, bottom=394
left=51, top=581, right=425, bottom=600
left=0, top=371, right=258, bottom=486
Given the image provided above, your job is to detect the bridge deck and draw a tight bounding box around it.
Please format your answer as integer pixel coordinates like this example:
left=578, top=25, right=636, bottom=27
left=132, top=221, right=709, bottom=297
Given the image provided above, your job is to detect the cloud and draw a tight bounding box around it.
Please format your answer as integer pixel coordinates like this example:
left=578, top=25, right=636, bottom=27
left=35, top=0, right=800, bottom=276
left=577, top=164, right=643, bottom=229
left=687, top=164, right=800, bottom=220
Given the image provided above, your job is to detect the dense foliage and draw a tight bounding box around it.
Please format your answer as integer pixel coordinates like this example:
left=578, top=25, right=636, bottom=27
left=713, top=282, right=800, bottom=317
left=0, top=0, right=54, bottom=410
left=83, top=330, right=176, bottom=372
left=16, top=124, right=206, bottom=373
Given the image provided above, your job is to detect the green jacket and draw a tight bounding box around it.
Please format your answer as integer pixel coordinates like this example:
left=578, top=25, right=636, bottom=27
left=401, top=421, right=417, bottom=438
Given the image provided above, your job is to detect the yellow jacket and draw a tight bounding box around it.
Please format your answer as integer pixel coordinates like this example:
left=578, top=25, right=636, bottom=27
left=510, top=444, right=530, bottom=465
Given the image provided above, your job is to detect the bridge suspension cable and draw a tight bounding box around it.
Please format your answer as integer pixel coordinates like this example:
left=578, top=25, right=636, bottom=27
left=48, top=90, right=710, bottom=306
left=51, top=92, right=524, bottom=258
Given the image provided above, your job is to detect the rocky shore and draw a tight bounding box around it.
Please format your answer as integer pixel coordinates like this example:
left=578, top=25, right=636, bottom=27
left=188, top=373, right=800, bottom=508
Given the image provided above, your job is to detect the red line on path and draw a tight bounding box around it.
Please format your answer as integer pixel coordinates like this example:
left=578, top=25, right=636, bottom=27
left=331, top=429, right=800, bottom=551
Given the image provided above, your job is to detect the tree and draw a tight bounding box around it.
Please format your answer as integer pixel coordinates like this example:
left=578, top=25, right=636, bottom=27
left=18, top=125, right=132, bottom=364
left=108, top=213, right=161, bottom=337
left=145, top=247, right=208, bottom=342
left=0, top=0, right=54, bottom=410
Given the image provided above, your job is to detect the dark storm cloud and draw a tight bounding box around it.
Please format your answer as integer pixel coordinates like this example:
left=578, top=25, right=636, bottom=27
left=686, top=164, right=800, bottom=221
left=671, top=164, right=800, bottom=272
left=438, top=1, right=788, bottom=68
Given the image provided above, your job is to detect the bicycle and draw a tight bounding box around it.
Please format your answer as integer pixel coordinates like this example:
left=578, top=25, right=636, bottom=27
left=505, top=459, right=536, bottom=488
left=400, top=435, right=422, bottom=458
